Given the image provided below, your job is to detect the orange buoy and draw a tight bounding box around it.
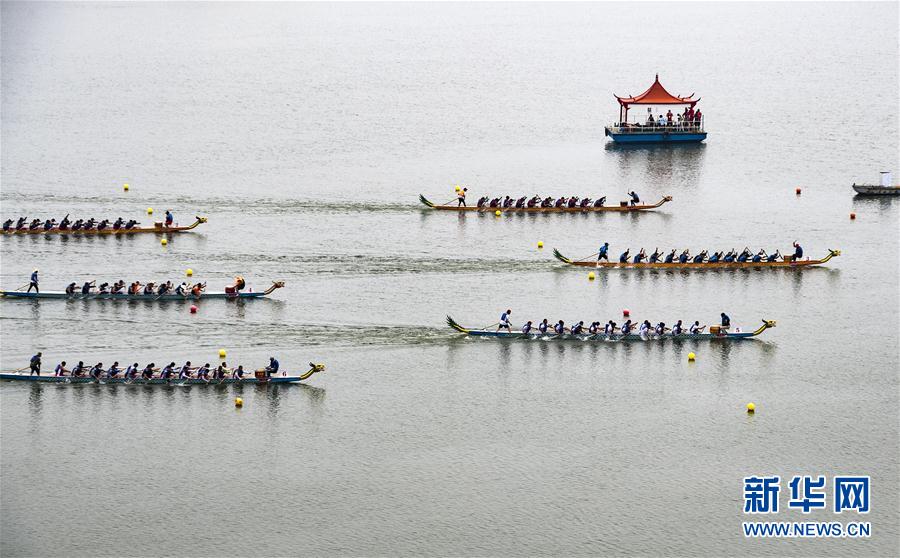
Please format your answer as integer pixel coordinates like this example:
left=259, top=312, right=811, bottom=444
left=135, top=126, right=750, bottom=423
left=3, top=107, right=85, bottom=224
left=623, top=309, right=630, bottom=317
left=190, top=305, right=198, bottom=314
left=850, top=212, right=856, bottom=220
left=795, top=187, right=802, bottom=195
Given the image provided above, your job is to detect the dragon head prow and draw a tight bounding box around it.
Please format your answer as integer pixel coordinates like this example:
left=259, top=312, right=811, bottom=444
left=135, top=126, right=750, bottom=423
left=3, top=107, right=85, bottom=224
left=309, top=363, right=326, bottom=372
left=762, top=319, right=777, bottom=328
left=195, top=216, right=208, bottom=223
left=829, top=249, right=841, bottom=257
left=662, top=195, right=673, bottom=202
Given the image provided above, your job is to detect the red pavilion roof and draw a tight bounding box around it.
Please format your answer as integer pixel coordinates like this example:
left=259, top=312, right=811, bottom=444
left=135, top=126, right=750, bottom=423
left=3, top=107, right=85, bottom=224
left=615, top=75, right=699, bottom=106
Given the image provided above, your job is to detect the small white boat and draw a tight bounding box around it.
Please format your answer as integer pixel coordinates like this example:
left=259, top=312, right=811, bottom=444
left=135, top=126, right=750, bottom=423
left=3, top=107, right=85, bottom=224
left=852, top=171, right=900, bottom=196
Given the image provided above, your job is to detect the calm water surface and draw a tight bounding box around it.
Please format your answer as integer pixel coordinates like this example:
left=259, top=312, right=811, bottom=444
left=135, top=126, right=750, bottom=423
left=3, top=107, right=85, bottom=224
left=1, top=2, right=898, bottom=556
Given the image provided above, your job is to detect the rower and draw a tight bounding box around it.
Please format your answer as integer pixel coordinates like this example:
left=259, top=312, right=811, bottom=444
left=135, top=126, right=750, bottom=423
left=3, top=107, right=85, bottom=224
left=621, top=320, right=633, bottom=334
left=708, top=251, right=722, bottom=263
left=664, top=249, right=676, bottom=263
left=59, top=215, right=70, bottom=230
left=693, top=250, right=708, bottom=263
left=124, top=363, right=139, bottom=380
left=178, top=361, right=194, bottom=380
left=97, top=219, right=109, bottom=231
left=498, top=309, right=512, bottom=331
left=165, top=210, right=174, bottom=227
left=633, top=248, right=646, bottom=264
left=655, top=322, right=668, bottom=336
left=541, top=196, right=552, bottom=208
left=143, top=282, right=156, bottom=295
left=84, top=218, right=96, bottom=229
left=515, top=196, right=526, bottom=208
left=737, top=247, right=752, bottom=262
left=157, top=282, right=171, bottom=296
left=768, top=250, right=782, bottom=262
left=196, top=363, right=211, bottom=381
left=214, top=362, right=228, bottom=380
left=72, top=361, right=86, bottom=377
left=43, top=218, right=56, bottom=231
left=618, top=249, right=630, bottom=263
left=752, top=249, right=766, bottom=263
left=232, top=365, right=246, bottom=380
left=567, top=197, right=579, bottom=208
left=15, top=217, right=27, bottom=230
left=689, top=321, right=704, bottom=334
left=98, top=282, right=110, bottom=294
left=111, top=281, right=125, bottom=294
left=191, top=282, right=205, bottom=296
left=265, top=357, right=280, bottom=377
left=175, top=282, right=187, bottom=296
left=503, top=196, right=513, bottom=208
left=54, top=361, right=69, bottom=377
left=720, top=313, right=731, bottom=331
left=629, top=191, right=640, bottom=206
left=72, top=219, right=84, bottom=230
left=521, top=320, right=533, bottom=334
left=141, top=363, right=156, bottom=379
left=89, top=362, right=103, bottom=379
left=81, top=281, right=95, bottom=295
left=604, top=321, right=616, bottom=335
left=593, top=196, right=606, bottom=207
left=29, top=352, right=42, bottom=375
left=672, top=320, right=684, bottom=335
left=553, top=320, right=566, bottom=335
left=160, top=362, right=176, bottom=380
left=457, top=188, right=468, bottom=207
left=639, top=320, right=651, bottom=335
left=113, top=217, right=124, bottom=230
left=29, top=218, right=41, bottom=230
left=792, top=241, right=803, bottom=261
left=538, top=318, right=549, bottom=335
left=648, top=248, right=662, bottom=263
left=2, top=219, right=12, bottom=231
left=125, top=219, right=138, bottom=229
left=476, top=196, right=488, bottom=208
left=588, top=321, right=599, bottom=334
left=526, top=196, right=538, bottom=208
left=107, top=362, right=121, bottom=378
left=571, top=320, right=585, bottom=335
left=597, top=242, right=610, bottom=262
left=489, top=197, right=501, bottom=208
left=723, top=250, right=736, bottom=263
left=678, top=249, right=690, bottom=263
left=580, top=198, right=591, bottom=208
left=128, top=281, right=141, bottom=295
left=27, top=269, right=39, bottom=293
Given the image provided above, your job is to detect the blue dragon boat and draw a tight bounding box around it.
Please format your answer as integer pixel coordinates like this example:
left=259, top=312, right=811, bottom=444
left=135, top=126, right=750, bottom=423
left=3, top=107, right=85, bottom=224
left=0, top=364, right=324, bottom=385
left=604, top=75, right=707, bottom=144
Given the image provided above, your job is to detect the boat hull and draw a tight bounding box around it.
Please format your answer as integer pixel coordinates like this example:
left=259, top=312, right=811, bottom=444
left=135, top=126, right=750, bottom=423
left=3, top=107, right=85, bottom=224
left=1, top=291, right=269, bottom=300
left=464, top=330, right=758, bottom=341
left=852, top=184, right=900, bottom=196
left=605, top=128, right=707, bottom=143
left=0, top=373, right=310, bottom=384
left=2, top=218, right=207, bottom=235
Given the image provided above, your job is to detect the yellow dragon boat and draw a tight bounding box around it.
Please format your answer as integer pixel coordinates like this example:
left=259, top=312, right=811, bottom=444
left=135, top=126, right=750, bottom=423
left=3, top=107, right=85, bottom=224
left=553, top=248, right=841, bottom=269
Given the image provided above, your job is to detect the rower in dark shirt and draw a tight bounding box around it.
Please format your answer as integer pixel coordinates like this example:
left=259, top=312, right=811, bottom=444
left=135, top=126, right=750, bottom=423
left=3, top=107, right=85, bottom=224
left=629, top=191, right=640, bottom=206
left=2, top=219, right=13, bottom=231
left=618, top=249, right=630, bottom=263
left=571, top=321, right=584, bottom=335
left=593, top=196, right=606, bottom=207
left=664, top=250, right=676, bottom=263
left=648, top=248, right=662, bottom=263
left=633, top=249, right=646, bottom=264
left=792, top=241, right=803, bottom=261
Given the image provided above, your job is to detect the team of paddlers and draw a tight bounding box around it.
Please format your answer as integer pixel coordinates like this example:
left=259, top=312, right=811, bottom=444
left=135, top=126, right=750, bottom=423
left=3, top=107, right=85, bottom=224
left=496, top=310, right=736, bottom=336
left=24, top=352, right=281, bottom=381
left=63, top=280, right=211, bottom=297
left=3, top=210, right=175, bottom=232
left=595, top=242, right=805, bottom=263
left=456, top=189, right=642, bottom=208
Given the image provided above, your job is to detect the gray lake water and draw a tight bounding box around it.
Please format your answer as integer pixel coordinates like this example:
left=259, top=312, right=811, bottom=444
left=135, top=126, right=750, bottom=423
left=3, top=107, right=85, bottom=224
left=1, top=2, right=898, bottom=556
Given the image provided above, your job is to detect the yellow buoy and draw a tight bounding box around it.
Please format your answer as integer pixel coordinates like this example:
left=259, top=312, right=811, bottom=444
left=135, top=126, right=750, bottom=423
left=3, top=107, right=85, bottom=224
left=186, top=268, right=193, bottom=277
left=123, top=183, right=130, bottom=191
left=494, top=210, right=501, bottom=216
left=688, top=352, right=696, bottom=361
left=454, top=185, right=461, bottom=192
left=218, top=349, right=227, bottom=358
left=235, top=397, right=243, bottom=407
left=147, top=207, right=153, bottom=215
left=747, top=402, right=756, bottom=413
left=160, top=238, right=168, bottom=246
left=537, top=241, right=544, bottom=248
left=588, top=271, right=595, bottom=280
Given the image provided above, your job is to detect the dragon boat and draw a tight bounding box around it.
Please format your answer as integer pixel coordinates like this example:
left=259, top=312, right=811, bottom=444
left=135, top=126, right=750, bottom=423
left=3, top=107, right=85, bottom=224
left=419, top=195, right=672, bottom=213
left=447, top=316, right=775, bottom=341
left=0, top=364, right=325, bottom=385
left=552, top=248, right=841, bottom=269
left=1, top=216, right=207, bottom=235
left=1, top=281, right=285, bottom=300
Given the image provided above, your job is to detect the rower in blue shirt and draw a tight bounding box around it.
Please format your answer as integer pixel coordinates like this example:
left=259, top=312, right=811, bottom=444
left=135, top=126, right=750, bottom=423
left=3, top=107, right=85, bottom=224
left=498, top=310, right=512, bottom=331
left=27, top=269, right=39, bottom=293
left=664, top=250, right=676, bottom=263
left=633, top=249, right=646, bottom=263
left=165, top=210, right=174, bottom=227
left=619, top=249, right=630, bottom=263
left=265, top=357, right=280, bottom=377
left=521, top=321, right=533, bottom=335
left=29, top=352, right=42, bottom=375
left=597, top=242, right=609, bottom=262
left=792, top=241, right=803, bottom=261
left=629, top=191, right=641, bottom=206
left=538, top=319, right=549, bottom=335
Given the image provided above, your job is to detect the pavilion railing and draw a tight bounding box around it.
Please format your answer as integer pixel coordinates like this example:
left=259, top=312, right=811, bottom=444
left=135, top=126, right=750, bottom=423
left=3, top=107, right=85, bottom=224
left=607, top=118, right=705, bottom=134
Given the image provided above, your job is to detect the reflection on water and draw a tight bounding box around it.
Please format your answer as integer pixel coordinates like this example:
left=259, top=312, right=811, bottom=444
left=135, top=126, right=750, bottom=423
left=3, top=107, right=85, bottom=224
left=604, top=142, right=707, bottom=188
